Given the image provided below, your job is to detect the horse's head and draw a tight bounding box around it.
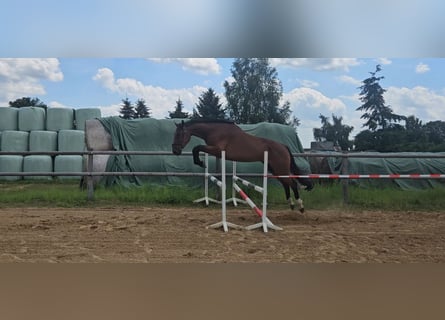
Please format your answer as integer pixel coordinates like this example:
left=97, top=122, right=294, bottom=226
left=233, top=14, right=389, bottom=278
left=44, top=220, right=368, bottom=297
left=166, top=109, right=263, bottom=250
left=172, top=120, right=191, bottom=155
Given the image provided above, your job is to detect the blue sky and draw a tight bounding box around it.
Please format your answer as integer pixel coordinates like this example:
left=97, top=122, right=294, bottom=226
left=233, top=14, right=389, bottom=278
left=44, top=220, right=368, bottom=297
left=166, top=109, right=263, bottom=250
left=1, top=58, right=444, bottom=148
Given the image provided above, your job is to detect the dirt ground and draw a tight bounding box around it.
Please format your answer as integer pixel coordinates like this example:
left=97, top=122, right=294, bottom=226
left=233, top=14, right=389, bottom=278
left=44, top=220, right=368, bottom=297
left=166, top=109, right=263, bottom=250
left=0, top=205, right=444, bottom=263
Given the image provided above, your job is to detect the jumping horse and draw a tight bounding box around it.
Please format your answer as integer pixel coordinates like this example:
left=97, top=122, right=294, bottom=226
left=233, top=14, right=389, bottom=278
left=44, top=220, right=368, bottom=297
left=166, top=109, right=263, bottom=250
left=172, top=119, right=313, bottom=212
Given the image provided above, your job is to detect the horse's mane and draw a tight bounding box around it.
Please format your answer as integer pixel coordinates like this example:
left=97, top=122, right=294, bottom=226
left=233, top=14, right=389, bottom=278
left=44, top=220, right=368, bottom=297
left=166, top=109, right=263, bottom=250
left=184, top=118, right=235, bottom=126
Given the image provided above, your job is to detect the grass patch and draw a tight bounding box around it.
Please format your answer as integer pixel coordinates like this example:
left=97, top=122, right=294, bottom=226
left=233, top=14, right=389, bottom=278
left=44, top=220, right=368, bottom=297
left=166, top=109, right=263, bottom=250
left=0, top=180, right=445, bottom=211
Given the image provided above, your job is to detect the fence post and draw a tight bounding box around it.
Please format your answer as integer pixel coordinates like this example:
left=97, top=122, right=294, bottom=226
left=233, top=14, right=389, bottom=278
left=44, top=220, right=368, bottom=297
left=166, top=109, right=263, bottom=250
left=341, top=152, right=349, bottom=205
left=87, top=152, right=94, bottom=200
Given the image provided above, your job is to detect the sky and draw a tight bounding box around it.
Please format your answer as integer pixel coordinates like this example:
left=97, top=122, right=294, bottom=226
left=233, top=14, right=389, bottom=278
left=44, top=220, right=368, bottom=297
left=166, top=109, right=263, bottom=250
left=1, top=1, right=445, bottom=148
left=0, top=58, right=444, bottom=148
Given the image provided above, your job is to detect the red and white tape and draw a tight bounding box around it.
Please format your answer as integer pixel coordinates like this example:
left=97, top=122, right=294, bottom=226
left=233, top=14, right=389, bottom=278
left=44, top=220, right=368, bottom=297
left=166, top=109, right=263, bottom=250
left=269, top=174, right=445, bottom=179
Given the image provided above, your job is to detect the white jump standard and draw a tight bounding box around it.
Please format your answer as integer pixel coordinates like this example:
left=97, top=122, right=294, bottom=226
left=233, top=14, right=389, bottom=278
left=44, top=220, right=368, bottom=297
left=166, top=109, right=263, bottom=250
left=206, top=151, right=244, bottom=232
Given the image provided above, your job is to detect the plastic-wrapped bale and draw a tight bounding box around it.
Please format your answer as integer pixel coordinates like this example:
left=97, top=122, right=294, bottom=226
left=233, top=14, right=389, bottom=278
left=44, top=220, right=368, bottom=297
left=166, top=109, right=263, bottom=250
left=0, top=107, right=19, bottom=131
left=85, top=119, right=113, bottom=150
left=0, top=155, right=23, bottom=181
left=0, top=130, right=29, bottom=152
left=18, top=107, right=46, bottom=131
left=74, top=108, right=101, bottom=131
left=54, top=155, right=83, bottom=180
left=29, top=130, right=58, bottom=152
left=58, top=130, right=85, bottom=152
left=23, top=155, right=53, bottom=180
left=46, top=108, right=74, bottom=131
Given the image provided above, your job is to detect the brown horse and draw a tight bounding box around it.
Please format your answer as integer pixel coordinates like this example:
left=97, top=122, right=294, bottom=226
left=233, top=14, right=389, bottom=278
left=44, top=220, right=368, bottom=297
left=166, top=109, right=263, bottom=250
left=172, top=119, right=313, bottom=212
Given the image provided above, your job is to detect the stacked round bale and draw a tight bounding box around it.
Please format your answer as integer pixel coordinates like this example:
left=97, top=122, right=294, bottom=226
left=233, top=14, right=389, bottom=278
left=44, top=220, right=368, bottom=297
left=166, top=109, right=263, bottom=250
left=0, top=107, right=101, bottom=181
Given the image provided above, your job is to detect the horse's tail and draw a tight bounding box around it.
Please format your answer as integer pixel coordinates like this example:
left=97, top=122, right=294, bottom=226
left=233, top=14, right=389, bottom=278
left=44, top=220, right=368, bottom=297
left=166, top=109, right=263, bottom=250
left=286, top=146, right=313, bottom=191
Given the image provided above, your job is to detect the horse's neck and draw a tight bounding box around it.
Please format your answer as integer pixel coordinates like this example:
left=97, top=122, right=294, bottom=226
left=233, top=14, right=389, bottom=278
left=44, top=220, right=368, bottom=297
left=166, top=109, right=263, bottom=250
left=188, top=124, right=211, bottom=140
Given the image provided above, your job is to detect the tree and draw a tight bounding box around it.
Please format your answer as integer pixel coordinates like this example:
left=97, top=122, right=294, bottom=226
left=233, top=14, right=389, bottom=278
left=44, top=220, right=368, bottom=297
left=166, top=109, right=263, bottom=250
left=119, top=97, right=135, bottom=119
left=167, top=98, right=190, bottom=119
left=424, top=121, right=445, bottom=151
left=356, top=65, right=405, bottom=131
left=134, top=98, right=151, bottom=119
left=192, top=88, right=226, bottom=119
left=9, top=97, right=48, bottom=110
left=313, top=114, right=354, bottom=151
left=223, top=58, right=292, bottom=124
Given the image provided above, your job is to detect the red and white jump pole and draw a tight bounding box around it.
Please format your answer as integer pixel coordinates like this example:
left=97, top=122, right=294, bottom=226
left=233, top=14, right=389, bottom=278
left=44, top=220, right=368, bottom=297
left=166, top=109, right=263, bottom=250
left=232, top=151, right=282, bottom=232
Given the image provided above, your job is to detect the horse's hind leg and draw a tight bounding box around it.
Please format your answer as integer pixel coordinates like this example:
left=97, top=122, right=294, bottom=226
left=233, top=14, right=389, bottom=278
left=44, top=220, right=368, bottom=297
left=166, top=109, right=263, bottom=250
left=290, top=179, right=304, bottom=213
left=278, top=178, right=295, bottom=210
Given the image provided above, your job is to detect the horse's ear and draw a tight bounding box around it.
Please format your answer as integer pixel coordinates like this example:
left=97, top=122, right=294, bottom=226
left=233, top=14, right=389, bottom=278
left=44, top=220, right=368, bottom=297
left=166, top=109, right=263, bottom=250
left=181, top=120, right=185, bottom=126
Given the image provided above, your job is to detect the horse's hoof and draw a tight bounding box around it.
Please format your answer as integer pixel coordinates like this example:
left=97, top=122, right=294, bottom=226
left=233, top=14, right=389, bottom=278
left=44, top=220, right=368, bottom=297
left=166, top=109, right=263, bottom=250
left=299, top=208, right=305, bottom=214
left=289, top=204, right=295, bottom=210
left=195, top=160, right=206, bottom=168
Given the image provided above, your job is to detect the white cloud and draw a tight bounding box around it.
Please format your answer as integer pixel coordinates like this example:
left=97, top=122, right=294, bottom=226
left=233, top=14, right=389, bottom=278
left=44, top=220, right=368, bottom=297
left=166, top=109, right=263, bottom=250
left=148, top=58, right=221, bottom=75
left=0, top=58, right=63, bottom=105
left=284, top=87, right=347, bottom=113
left=48, top=101, right=71, bottom=108
left=386, top=86, right=445, bottom=120
left=93, top=67, right=207, bottom=118
left=97, top=103, right=122, bottom=117
left=298, top=79, right=319, bottom=88
left=376, top=58, right=392, bottom=65
left=270, top=58, right=361, bottom=71
left=337, top=75, right=361, bottom=86
left=415, top=62, right=430, bottom=74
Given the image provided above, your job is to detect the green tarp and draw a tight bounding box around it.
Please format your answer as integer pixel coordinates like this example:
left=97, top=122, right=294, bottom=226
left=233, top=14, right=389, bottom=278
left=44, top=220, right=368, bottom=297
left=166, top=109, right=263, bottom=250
left=320, top=151, right=445, bottom=189
left=98, top=117, right=309, bottom=187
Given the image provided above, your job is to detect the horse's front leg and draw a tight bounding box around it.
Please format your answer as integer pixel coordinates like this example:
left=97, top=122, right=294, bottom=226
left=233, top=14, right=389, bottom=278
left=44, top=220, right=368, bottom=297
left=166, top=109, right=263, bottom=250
left=192, top=145, right=206, bottom=168
left=192, top=145, right=222, bottom=168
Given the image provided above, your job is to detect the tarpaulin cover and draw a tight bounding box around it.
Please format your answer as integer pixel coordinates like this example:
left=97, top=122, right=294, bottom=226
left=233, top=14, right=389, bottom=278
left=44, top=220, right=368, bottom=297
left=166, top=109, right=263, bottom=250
left=319, top=151, right=445, bottom=189
left=97, top=117, right=309, bottom=187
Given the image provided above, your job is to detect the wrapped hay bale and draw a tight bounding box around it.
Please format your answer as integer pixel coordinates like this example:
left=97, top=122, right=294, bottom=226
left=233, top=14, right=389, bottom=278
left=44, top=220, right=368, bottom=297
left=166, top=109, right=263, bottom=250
left=0, top=155, right=23, bottom=181
left=74, top=108, right=101, bottom=130
left=46, top=108, right=74, bottom=131
left=18, top=107, right=46, bottom=131
left=58, top=130, right=85, bottom=152
left=0, top=130, right=29, bottom=152
left=29, top=131, right=58, bottom=152
left=85, top=119, right=113, bottom=150
left=23, top=155, right=53, bottom=180
left=0, top=107, right=19, bottom=131
left=54, top=155, right=83, bottom=180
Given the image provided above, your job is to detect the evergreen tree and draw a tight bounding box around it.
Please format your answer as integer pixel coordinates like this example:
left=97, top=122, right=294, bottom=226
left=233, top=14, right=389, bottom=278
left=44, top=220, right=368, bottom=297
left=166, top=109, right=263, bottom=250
left=356, top=65, right=405, bottom=131
left=223, top=58, right=292, bottom=124
left=134, top=98, right=151, bottom=118
left=119, top=97, right=135, bottom=119
left=167, top=98, right=190, bottom=119
left=313, top=114, right=354, bottom=151
left=192, top=88, right=226, bottom=119
left=9, top=97, right=48, bottom=110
